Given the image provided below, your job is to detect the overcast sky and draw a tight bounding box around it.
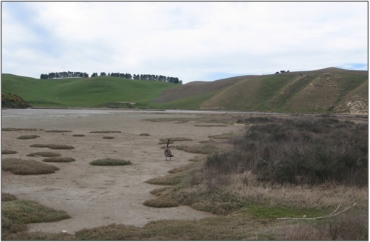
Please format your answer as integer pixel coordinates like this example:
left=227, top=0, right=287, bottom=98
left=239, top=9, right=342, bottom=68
left=2, top=2, right=368, bottom=84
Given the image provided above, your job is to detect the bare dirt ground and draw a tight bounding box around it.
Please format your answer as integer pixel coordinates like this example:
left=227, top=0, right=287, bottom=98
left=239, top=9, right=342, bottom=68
left=1, top=109, right=247, bottom=234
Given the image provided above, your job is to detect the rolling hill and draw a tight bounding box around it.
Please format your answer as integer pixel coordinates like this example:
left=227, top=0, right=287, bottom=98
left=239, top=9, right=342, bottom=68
left=1, top=74, right=178, bottom=108
left=1, top=67, right=368, bottom=113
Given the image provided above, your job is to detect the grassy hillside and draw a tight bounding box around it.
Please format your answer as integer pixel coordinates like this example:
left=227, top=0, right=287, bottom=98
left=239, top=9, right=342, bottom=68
left=1, top=74, right=178, bottom=108
left=199, top=68, right=368, bottom=113
left=2, top=68, right=368, bottom=113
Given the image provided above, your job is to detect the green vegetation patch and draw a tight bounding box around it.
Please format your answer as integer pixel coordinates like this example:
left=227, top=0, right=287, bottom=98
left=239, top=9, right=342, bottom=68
left=2, top=92, right=31, bottom=108
left=27, top=152, right=61, bottom=157
left=2, top=150, right=17, bottom=155
left=2, top=199, right=70, bottom=224
left=103, top=136, right=115, bottom=139
left=43, top=157, right=76, bottom=163
left=30, top=144, right=75, bottom=150
left=2, top=158, right=59, bottom=175
left=139, top=133, right=150, bottom=136
left=17, top=135, right=40, bottom=140
left=90, top=158, right=132, bottom=166
left=73, top=134, right=85, bottom=137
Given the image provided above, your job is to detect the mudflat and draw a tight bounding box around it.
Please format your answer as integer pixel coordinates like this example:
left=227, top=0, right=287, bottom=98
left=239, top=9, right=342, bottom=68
left=1, top=109, right=246, bottom=234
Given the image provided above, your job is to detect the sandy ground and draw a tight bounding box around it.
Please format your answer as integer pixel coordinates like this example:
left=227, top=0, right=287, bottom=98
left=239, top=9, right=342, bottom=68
left=1, top=109, right=246, bottom=234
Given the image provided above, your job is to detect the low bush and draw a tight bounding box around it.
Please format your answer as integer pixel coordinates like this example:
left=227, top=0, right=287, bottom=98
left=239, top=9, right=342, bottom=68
left=205, top=117, right=368, bottom=186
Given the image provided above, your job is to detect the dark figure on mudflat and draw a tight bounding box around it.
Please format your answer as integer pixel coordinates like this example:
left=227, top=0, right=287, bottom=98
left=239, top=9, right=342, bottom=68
left=164, top=138, right=174, bottom=160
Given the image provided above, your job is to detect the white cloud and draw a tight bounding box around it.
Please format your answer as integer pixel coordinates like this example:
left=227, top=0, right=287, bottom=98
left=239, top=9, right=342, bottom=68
left=2, top=2, right=367, bottom=83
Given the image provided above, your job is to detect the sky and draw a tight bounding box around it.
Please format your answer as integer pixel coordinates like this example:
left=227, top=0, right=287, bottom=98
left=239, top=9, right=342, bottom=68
left=2, top=1, right=368, bottom=84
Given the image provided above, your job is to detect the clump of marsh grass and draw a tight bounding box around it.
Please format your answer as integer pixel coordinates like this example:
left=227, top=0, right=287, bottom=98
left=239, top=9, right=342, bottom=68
left=145, top=174, right=183, bottom=186
left=2, top=150, right=17, bottom=155
left=2, top=158, right=59, bottom=175
left=27, top=152, right=61, bottom=157
left=195, top=124, right=227, bottom=127
left=90, top=158, right=132, bottom=166
left=142, top=195, right=179, bottom=208
left=103, top=136, right=115, bottom=139
left=159, top=137, right=193, bottom=144
left=73, top=134, right=85, bottom=137
left=139, top=133, right=150, bottom=136
left=188, top=155, right=206, bottom=162
left=30, top=144, right=75, bottom=150
left=90, top=131, right=121, bottom=133
left=2, top=128, right=43, bottom=131
left=208, top=132, right=235, bottom=139
left=2, top=199, right=70, bottom=224
left=150, top=187, right=171, bottom=196
left=17, top=135, right=40, bottom=140
left=45, top=130, right=72, bottom=133
left=2, top=193, right=17, bottom=202
left=43, top=157, right=75, bottom=163
left=175, top=144, right=220, bottom=154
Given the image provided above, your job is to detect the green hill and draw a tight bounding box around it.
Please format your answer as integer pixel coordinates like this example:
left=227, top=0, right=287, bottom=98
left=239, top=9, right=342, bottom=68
left=1, top=74, right=179, bottom=108
left=156, top=68, right=368, bottom=113
left=1, top=68, right=368, bottom=113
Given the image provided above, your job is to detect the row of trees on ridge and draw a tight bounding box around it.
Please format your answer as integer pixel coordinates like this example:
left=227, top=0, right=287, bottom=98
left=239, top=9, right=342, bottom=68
left=40, top=71, right=182, bottom=84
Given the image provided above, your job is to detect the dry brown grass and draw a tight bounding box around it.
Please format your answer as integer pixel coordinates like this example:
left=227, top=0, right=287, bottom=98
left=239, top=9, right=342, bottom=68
left=2, top=158, right=59, bottom=175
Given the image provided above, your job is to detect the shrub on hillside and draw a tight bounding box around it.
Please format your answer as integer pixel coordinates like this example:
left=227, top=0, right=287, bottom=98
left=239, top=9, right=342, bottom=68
left=205, top=117, right=368, bottom=186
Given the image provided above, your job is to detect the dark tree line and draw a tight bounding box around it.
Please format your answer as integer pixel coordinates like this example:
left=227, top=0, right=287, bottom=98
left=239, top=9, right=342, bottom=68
left=41, top=71, right=182, bottom=84
left=40, top=71, right=89, bottom=79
